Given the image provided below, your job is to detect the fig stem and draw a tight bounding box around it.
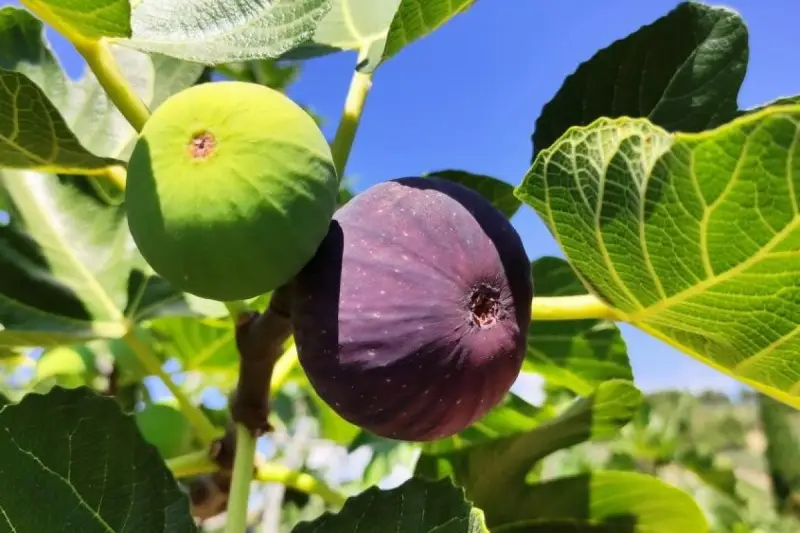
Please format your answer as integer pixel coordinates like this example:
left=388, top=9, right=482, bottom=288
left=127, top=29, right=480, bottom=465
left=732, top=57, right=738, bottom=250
left=531, top=294, right=624, bottom=322
left=224, top=424, right=257, bottom=533
left=329, top=66, right=374, bottom=179
left=74, top=38, right=152, bottom=136
left=122, top=330, right=221, bottom=446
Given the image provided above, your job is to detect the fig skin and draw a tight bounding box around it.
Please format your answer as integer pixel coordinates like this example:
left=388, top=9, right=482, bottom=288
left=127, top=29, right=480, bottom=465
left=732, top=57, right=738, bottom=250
left=125, top=81, right=338, bottom=301
left=290, top=177, right=533, bottom=441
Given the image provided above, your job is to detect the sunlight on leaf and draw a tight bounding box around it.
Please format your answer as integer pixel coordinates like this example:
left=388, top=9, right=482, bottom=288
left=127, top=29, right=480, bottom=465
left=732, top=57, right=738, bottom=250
left=21, top=0, right=131, bottom=42
left=516, top=104, right=800, bottom=410
left=0, top=386, right=195, bottom=531
left=284, top=0, right=477, bottom=72
left=379, top=0, right=476, bottom=70
left=120, top=0, right=332, bottom=64
left=514, top=471, right=708, bottom=533
left=284, top=0, right=400, bottom=65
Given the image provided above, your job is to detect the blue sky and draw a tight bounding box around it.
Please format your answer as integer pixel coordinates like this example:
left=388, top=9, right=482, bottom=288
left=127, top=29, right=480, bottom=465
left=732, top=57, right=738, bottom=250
left=7, top=0, right=800, bottom=394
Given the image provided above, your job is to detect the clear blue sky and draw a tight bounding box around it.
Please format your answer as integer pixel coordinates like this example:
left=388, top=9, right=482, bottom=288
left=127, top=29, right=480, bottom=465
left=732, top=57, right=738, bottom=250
left=7, top=0, right=800, bottom=394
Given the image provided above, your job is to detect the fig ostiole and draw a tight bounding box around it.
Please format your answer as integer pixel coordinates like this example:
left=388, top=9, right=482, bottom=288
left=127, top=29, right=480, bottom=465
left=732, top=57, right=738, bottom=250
left=290, top=177, right=533, bottom=441
left=125, top=81, right=339, bottom=302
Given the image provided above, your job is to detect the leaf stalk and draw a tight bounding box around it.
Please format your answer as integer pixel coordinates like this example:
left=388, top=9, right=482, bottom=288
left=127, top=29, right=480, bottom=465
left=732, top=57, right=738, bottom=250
left=122, top=330, right=220, bottom=446
left=74, top=39, right=151, bottom=134
left=330, top=67, right=374, bottom=178
left=531, top=294, right=623, bottom=322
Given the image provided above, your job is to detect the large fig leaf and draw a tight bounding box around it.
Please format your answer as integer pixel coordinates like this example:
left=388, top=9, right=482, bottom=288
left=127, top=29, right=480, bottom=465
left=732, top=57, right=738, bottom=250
left=532, top=1, right=748, bottom=158
left=0, top=172, right=132, bottom=346
left=527, top=257, right=632, bottom=395
left=0, top=386, right=196, bottom=532
left=118, top=0, right=332, bottom=64
left=284, top=0, right=477, bottom=72
left=291, top=477, right=487, bottom=532
left=516, top=105, right=800, bottom=409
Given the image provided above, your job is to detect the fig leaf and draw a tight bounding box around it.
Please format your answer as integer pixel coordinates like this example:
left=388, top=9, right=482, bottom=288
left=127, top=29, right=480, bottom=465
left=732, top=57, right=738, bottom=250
left=292, top=477, right=488, bottom=533
left=517, top=106, right=800, bottom=411
left=0, top=386, right=196, bottom=532
left=531, top=1, right=748, bottom=158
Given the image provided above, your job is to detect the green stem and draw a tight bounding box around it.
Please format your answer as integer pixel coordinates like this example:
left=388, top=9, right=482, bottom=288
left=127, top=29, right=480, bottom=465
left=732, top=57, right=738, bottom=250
left=255, top=462, right=347, bottom=508
left=225, top=424, right=257, bottom=533
left=165, top=449, right=347, bottom=509
left=329, top=67, right=374, bottom=179
left=165, top=449, right=217, bottom=478
left=123, top=330, right=220, bottom=446
left=531, top=295, right=623, bottom=322
left=74, top=39, right=151, bottom=134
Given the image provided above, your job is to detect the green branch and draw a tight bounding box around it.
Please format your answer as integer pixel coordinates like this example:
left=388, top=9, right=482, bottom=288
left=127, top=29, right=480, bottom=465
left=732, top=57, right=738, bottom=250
left=225, top=424, right=258, bottom=533
left=530, top=294, right=624, bottom=322
left=255, top=462, right=347, bottom=508
left=166, top=449, right=217, bottom=478
left=329, top=67, right=374, bottom=178
left=122, top=330, right=220, bottom=446
left=74, top=39, right=151, bottom=135
left=166, top=447, right=348, bottom=508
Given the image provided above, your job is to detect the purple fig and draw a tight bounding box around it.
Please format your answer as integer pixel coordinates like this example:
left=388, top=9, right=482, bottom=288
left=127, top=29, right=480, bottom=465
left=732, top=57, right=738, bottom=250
left=290, top=177, right=533, bottom=441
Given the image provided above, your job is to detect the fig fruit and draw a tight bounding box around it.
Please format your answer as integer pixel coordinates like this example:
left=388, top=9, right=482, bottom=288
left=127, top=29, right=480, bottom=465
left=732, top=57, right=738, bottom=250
left=291, top=177, right=533, bottom=441
left=125, top=81, right=338, bottom=301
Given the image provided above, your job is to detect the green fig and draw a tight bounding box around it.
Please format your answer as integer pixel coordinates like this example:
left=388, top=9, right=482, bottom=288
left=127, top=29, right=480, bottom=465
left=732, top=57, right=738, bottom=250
left=125, top=81, right=338, bottom=301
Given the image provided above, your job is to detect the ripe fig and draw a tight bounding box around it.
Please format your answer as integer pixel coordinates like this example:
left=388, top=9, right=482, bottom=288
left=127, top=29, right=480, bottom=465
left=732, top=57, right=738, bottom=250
left=291, top=177, right=533, bottom=441
left=125, top=81, right=338, bottom=301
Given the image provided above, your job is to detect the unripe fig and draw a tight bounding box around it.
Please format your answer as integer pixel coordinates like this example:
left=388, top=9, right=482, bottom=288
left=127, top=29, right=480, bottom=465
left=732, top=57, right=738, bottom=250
left=125, top=81, right=338, bottom=301
left=291, top=177, right=533, bottom=441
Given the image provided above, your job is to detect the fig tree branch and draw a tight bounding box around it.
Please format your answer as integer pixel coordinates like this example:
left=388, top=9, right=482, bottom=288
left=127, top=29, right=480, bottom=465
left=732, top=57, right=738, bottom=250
left=329, top=66, right=374, bottom=178
left=224, top=286, right=293, bottom=532
left=122, top=330, right=220, bottom=446
left=530, top=294, right=624, bottom=322
left=167, top=441, right=348, bottom=510
left=225, top=423, right=258, bottom=533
